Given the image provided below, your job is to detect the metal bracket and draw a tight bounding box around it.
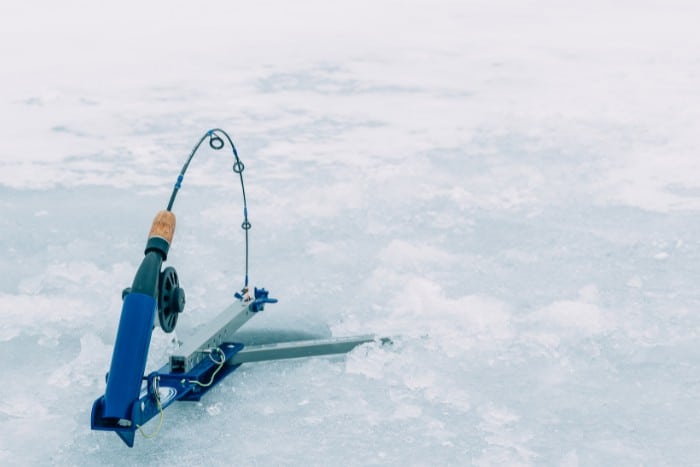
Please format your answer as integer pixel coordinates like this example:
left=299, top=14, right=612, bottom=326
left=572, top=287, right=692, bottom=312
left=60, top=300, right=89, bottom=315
left=169, top=300, right=255, bottom=373
left=169, top=288, right=277, bottom=373
left=227, top=334, right=377, bottom=365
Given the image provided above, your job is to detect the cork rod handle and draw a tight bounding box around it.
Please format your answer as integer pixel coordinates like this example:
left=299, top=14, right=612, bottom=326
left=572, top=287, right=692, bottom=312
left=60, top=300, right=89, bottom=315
left=149, top=210, right=176, bottom=244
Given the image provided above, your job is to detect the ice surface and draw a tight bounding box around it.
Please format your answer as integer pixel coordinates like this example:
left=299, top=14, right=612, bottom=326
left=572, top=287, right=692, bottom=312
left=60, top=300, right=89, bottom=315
left=1, top=0, right=700, bottom=465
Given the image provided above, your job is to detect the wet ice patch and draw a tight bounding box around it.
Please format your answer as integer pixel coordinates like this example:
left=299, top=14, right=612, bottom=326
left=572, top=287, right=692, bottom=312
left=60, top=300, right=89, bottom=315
left=49, top=333, right=111, bottom=388
left=206, top=402, right=223, bottom=416
left=290, top=182, right=364, bottom=218
left=526, top=284, right=612, bottom=341
left=474, top=404, right=536, bottom=467
left=0, top=396, right=50, bottom=419
left=345, top=337, right=472, bottom=416
left=377, top=239, right=455, bottom=270
left=528, top=300, right=611, bottom=336
left=602, top=153, right=700, bottom=212
left=560, top=450, right=580, bottom=467
left=0, top=293, right=89, bottom=340
left=626, top=276, right=643, bottom=288
left=18, top=261, right=133, bottom=296
left=373, top=277, right=513, bottom=353
left=577, top=284, right=599, bottom=303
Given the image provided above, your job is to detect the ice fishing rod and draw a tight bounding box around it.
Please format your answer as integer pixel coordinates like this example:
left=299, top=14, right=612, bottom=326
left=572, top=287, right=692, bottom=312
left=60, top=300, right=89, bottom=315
left=167, top=128, right=251, bottom=287
left=91, top=129, right=378, bottom=447
left=119, top=129, right=252, bottom=334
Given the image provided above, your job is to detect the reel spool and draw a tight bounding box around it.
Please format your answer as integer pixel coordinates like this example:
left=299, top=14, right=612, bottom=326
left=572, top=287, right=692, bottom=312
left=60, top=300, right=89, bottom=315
left=158, top=266, right=185, bottom=333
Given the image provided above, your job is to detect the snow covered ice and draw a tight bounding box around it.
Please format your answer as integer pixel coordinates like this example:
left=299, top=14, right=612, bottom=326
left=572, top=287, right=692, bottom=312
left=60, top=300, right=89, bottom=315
left=2, top=0, right=700, bottom=465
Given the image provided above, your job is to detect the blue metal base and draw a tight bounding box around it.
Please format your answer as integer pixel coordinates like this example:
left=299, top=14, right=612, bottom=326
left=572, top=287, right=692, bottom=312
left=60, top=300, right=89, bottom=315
left=91, top=342, right=244, bottom=447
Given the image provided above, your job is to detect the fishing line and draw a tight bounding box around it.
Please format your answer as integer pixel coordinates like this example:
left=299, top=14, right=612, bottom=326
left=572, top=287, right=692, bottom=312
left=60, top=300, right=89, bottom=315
left=165, top=129, right=251, bottom=287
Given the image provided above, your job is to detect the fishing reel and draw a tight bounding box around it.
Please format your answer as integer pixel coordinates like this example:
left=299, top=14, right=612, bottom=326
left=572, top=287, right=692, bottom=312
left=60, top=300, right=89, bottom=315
left=122, top=266, right=186, bottom=333
left=158, top=267, right=185, bottom=333
left=122, top=262, right=185, bottom=333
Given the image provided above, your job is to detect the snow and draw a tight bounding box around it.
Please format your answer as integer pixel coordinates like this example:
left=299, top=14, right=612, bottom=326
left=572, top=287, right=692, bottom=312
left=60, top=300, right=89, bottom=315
left=2, top=0, right=700, bottom=465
